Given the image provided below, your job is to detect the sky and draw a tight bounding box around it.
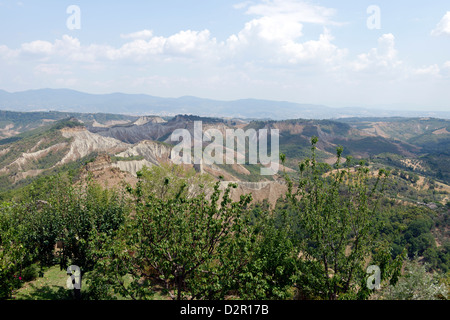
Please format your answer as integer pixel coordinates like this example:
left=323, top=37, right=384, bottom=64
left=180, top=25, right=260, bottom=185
left=0, top=0, right=449, bottom=111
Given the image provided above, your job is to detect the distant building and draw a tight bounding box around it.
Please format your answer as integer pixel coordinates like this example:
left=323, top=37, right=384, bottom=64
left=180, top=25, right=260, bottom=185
left=426, top=203, right=438, bottom=210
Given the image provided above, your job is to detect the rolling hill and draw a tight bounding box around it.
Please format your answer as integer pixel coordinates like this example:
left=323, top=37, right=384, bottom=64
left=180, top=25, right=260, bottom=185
left=0, top=111, right=449, bottom=205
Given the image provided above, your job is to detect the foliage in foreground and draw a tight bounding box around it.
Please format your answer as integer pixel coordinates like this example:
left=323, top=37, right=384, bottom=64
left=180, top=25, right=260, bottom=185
left=371, top=258, right=448, bottom=300
left=281, top=137, right=405, bottom=300
left=0, top=138, right=448, bottom=300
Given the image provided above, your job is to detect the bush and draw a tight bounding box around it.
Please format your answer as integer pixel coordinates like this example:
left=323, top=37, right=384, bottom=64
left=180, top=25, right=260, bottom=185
left=21, top=263, right=40, bottom=282
left=375, top=258, right=448, bottom=300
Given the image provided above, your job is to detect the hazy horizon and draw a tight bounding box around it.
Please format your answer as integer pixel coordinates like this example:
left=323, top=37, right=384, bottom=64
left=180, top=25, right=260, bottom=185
left=1, top=87, right=449, bottom=113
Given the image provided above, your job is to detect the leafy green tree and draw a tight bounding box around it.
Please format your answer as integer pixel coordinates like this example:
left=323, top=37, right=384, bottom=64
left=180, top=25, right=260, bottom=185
left=404, top=218, right=435, bottom=258
left=0, top=202, right=33, bottom=299
left=90, top=168, right=258, bottom=300
left=48, top=176, right=128, bottom=278
left=88, top=164, right=303, bottom=300
left=11, top=173, right=129, bottom=299
left=357, top=242, right=405, bottom=300
left=237, top=202, right=299, bottom=299
left=281, top=137, right=399, bottom=300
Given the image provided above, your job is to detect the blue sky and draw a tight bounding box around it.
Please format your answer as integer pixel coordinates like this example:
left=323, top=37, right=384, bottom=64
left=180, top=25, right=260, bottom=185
left=0, top=0, right=449, bottom=111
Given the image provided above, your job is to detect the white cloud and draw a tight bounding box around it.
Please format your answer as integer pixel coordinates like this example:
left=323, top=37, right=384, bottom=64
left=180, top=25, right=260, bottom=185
left=120, top=30, right=154, bottom=40
left=4, top=30, right=220, bottom=65
left=351, top=34, right=402, bottom=72
left=21, top=40, right=53, bottom=55
left=225, top=0, right=345, bottom=67
left=164, top=30, right=217, bottom=57
left=111, top=29, right=219, bottom=61
left=349, top=34, right=446, bottom=84
left=0, top=45, right=19, bottom=59
left=412, top=64, right=440, bottom=77
left=231, top=16, right=304, bottom=45
left=232, top=1, right=253, bottom=10
left=20, top=36, right=84, bottom=59
left=111, top=38, right=165, bottom=60
left=244, top=0, right=338, bottom=25
left=431, top=12, right=450, bottom=36
left=282, top=28, right=347, bottom=65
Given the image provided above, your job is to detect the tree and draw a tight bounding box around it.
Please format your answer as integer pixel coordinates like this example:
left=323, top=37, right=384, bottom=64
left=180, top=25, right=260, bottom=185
left=238, top=200, right=299, bottom=299
left=281, top=137, right=399, bottom=300
left=0, top=202, right=30, bottom=299
left=90, top=166, right=259, bottom=300
left=12, top=173, right=129, bottom=299
left=404, top=218, right=435, bottom=258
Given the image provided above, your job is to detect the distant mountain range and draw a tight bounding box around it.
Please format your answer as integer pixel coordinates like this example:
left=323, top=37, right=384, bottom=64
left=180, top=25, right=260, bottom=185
left=0, top=88, right=449, bottom=120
